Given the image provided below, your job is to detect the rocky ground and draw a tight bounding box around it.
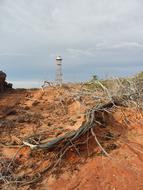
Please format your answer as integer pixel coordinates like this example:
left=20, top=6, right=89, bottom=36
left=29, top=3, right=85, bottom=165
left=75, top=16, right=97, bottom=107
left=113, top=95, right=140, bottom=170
left=0, top=81, right=143, bottom=190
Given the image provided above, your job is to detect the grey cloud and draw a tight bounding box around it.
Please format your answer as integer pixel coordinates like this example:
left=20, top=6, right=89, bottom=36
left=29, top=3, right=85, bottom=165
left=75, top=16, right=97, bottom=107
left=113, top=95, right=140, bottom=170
left=0, top=52, right=29, bottom=56
left=95, top=42, right=143, bottom=50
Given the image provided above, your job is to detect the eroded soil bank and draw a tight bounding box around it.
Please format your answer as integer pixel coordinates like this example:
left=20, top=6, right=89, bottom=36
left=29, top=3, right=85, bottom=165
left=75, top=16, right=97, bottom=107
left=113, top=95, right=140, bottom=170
left=0, top=86, right=143, bottom=190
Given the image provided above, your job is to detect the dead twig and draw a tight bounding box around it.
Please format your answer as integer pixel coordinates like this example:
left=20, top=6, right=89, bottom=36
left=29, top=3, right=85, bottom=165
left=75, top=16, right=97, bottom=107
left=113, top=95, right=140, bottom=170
left=91, top=128, right=112, bottom=158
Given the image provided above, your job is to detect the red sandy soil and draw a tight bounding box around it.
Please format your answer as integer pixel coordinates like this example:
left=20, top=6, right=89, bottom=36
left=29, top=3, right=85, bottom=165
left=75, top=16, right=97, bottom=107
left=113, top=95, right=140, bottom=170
left=0, top=87, right=143, bottom=190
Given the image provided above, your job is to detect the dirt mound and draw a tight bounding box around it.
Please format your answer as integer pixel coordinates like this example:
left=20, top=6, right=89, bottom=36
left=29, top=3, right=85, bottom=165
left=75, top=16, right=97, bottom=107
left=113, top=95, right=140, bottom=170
left=0, top=84, right=143, bottom=190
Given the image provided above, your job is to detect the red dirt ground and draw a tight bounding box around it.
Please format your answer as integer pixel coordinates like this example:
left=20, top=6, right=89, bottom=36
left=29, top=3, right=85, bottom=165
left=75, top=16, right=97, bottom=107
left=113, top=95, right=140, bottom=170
left=0, top=87, right=143, bottom=190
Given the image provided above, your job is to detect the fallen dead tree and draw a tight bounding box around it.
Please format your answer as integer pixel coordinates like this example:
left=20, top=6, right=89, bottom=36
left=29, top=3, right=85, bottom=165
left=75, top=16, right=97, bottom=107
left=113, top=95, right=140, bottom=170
left=23, top=78, right=138, bottom=152
left=23, top=76, right=143, bottom=153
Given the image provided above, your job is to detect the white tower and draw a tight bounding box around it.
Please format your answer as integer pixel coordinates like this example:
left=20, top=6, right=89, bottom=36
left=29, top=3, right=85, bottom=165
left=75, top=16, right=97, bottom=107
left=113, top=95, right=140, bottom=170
left=55, top=56, right=63, bottom=86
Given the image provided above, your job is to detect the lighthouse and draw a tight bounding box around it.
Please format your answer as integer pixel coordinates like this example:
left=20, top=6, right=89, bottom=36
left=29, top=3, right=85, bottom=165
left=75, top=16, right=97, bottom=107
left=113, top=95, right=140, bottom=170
left=55, top=56, right=63, bottom=86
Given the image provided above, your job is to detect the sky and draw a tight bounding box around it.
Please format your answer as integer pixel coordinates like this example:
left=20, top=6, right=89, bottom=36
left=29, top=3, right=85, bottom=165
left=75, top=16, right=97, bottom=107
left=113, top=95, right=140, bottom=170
left=0, top=0, right=143, bottom=88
